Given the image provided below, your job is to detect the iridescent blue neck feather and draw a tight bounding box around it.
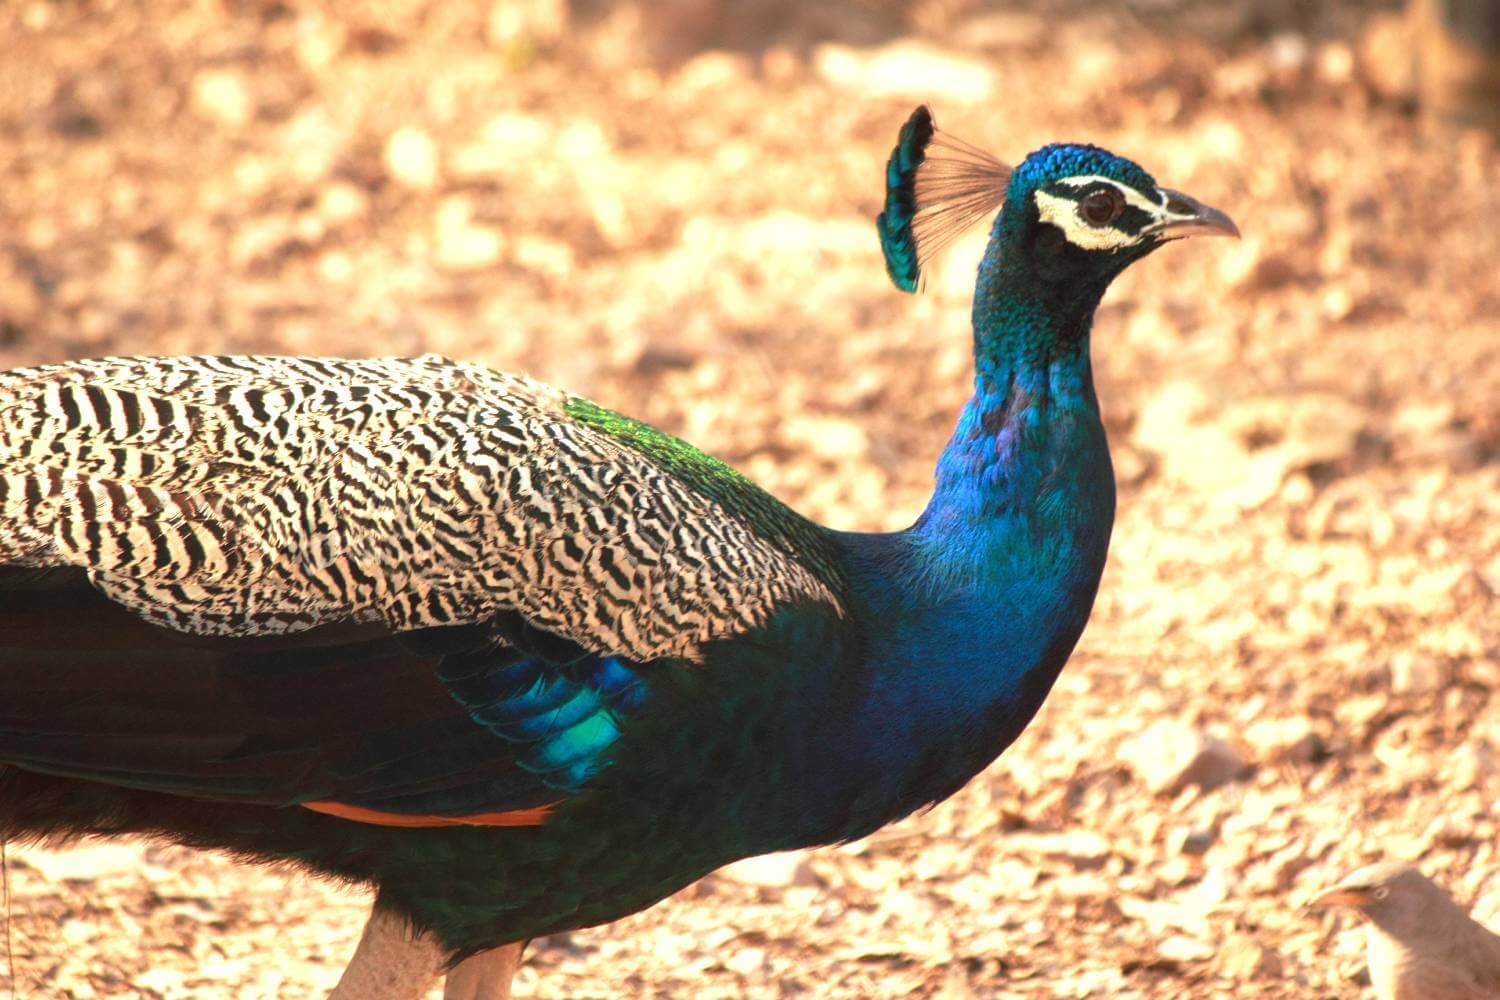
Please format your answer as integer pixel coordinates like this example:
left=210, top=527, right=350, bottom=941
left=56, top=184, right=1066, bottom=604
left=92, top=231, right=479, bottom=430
left=816, top=145, right=1164, bottom=835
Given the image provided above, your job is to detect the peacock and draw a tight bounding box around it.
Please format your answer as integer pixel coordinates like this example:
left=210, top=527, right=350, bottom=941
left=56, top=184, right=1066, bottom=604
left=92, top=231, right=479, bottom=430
left=0, top=107, right=1237, bottom=998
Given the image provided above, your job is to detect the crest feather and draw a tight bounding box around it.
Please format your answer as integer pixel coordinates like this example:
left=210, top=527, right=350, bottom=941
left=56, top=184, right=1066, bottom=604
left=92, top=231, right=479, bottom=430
left=875, top=106, right=1012, bottom=293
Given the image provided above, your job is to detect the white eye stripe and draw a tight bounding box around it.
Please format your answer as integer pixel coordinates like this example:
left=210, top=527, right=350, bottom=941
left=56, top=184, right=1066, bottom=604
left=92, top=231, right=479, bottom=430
left=1050, top=175, right=1163, bottom=214
left=1034, top=190, right=1129, bottom=250
left=1034, top=174, right=1168, bottom=250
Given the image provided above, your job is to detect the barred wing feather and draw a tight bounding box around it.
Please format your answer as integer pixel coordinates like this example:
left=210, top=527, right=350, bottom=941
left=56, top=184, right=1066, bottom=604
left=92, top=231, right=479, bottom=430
left=0, top=355, right=841, bottom=660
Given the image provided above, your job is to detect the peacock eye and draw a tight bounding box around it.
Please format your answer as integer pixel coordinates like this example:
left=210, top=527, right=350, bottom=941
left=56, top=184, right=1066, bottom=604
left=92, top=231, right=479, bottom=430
left=1373, top=887, right=1390, bottom=900
left=1079, top=188, right=1125, bottom=227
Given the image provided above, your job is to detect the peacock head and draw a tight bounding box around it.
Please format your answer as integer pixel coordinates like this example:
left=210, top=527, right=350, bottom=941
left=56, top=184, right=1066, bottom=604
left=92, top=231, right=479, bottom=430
left=876, top=106, right=1238, bottom=297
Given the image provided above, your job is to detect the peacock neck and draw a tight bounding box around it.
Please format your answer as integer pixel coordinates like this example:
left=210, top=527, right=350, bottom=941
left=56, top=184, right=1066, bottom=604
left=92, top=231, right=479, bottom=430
left=910, top=265, right=1114, bottom=580
left=813, top=268, right=1118, bottom=839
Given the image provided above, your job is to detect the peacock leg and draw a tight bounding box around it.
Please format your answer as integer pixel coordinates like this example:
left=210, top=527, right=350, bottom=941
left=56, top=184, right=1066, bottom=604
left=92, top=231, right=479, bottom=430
left=329, top=903, right=445, bottom=1000
left=443, top=942, right=526, bottom=1000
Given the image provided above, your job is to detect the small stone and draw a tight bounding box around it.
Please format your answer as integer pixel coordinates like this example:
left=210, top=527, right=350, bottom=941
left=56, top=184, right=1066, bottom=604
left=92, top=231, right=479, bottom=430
left=722, top=946, right=766, bottom=975
left=384, top=127, right=440, bottom=190
left=21, top=843, right=146, bottom=882
left=433, top=197, right=505, bottom=271
left=1122, top=720, right=1250, bottom=795
left=436, top=225, right=505, bottom=271
left=486, top=0, right=569, bottom=48
left=510, top=234, right=575, bottom=280
left=317, top=251, right=354, bottom=283
left=674, top=52, right=752, bottom=92
left=1320, top=285, right=1356, bottom=322
left=1388, top=650, right=1446, bottom=695
left=317, top=182, right=369, bottom=226
left=1219, top=936, right=1284, bottom=979
left=1219, top=237, right=1300, bottom=291
left=718, top=851, right=817, bottom=889
left=1336, top=692, right=1391, bottom=741
left=1453, top=741, right=1499, bottom=794
left=1006, top=830, right=1112, bottom=870
left=191, top=68, right=255, bottom=127
left=0, top=254, right=42, bottom=330
left=481, top=112, right=552, bottom=151
left=957, top=10, right=1046, bottom=49
left=1359, top=12, right=1418, bottom=103
left=781, top=416, right=869, bottom=462
left=814, top=41, right=997, bottom=104
left=1171, top=827, right=1217, bottom=856
left=294, top=16, right=346, bottom=71
left=1157, top=933, right=1215, bottom=962
left=1267, top=32, right=1310, bottom=75
left=760, top=45, right=801, bottom=83
left=230, top=216, right=294, bottom=268
left=1254, top=843, right=1316, bottom=893
left=133, top=969, right=187, bottom=994
left=1245, top=717, right=1322, bottom=765
left=279, top=109, right=346, bottom=184
left=1317, top=41, right=1356, bottom=86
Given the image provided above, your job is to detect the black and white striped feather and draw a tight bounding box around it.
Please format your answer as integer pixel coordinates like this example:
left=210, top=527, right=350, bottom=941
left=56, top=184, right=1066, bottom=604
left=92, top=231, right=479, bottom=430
left=0, top=355, right=841, bottom=660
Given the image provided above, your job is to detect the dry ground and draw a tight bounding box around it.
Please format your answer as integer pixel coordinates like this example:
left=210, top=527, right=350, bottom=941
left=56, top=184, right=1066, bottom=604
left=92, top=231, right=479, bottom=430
left=1, top=0, right=1498, bottom=996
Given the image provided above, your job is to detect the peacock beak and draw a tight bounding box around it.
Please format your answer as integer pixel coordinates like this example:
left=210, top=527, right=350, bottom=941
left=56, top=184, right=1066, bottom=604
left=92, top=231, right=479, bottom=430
left=1151, top=188, right=1240, bottom=240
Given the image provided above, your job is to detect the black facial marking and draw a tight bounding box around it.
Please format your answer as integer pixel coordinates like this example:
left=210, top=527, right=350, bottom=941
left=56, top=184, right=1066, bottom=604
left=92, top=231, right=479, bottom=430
left=1165, top=192, right=1195, bottom=215
left=1113, top=204, right=1154, bottom=235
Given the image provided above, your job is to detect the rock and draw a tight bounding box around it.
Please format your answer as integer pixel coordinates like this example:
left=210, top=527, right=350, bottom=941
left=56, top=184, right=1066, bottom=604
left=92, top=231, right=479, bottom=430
left=511, top=234, right=575, bottom=281
left=230, top=215, right=295, bottom=268
left=956, top=10, right=1046, bottom=50
left=1452, top=741, right=1499, bottom=793
left=436, top=225, right=505, bottom=272
left=383, top=126, right=440, bottom=190
left=191, top=68, right=255, bottom=127
left=1360, top=11, right=1418, bottom=103
left=1476, top=551, right=1500, bottom=599
left=1219, top=936, right=1284, bottom=979
left=780, top=415, right=869, bottom=462
left=1277, top=395, right=1365, bottom=468
left=814, top=41, right=997, bottom=104
left=1267, top=32, right=1311, bottom=78
left=1244, top=717, right=1322, bottom=765
left=1171, top=827, right=1217, bottom=856
left=293, top=15, right=346, bottom=72
left=1317, top=41, right=1356, bottom=87
left=722, top=946, right=766, bottom=975
left=1388, top=649, right=1446, bottom=695
left=317, top=181, right=370, bottom=226
left=759, top=45, right=801, bottom=84
left=674, top=52, right=752, bottom=92
left=1132, top=382, right=1249, bottom=496
left=1249, top=842, right=1316, bottom=893
left=487, top=0, right=568, bottom=49
left=279, top=108, right=346, bottom=185
left=1157, top=933, right=1216, bottom=963
left=1005, top=830, right=1112, bottom=870
left=1122, top=720, right=1250, bottom=795
left=1218, top=236, right=1301, bottom=292
left=482, top=112, right=552, bottom=151
left=19, top=843, right=146, bottom=882
left=0, top=253, right=42, bottom=331
left=718, top=851, right=817, bottom=889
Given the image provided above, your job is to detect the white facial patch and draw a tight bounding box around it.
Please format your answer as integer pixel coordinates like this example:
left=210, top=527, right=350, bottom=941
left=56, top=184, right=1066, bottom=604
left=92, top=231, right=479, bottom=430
left=1032, top=175, right=1168, bottom=251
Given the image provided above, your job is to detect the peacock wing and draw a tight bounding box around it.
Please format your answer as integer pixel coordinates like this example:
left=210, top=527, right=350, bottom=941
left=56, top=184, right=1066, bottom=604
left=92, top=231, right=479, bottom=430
left=0, top=354, right=846, bottom=824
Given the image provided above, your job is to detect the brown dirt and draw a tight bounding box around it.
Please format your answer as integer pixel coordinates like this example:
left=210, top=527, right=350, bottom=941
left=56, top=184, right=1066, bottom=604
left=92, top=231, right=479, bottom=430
left=1, top=1, right=1498, bottom=997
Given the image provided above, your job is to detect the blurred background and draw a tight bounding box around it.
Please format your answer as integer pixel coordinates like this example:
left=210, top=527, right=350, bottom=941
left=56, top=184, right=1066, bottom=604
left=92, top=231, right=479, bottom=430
left=1, top=0, right=1497, bottom=996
